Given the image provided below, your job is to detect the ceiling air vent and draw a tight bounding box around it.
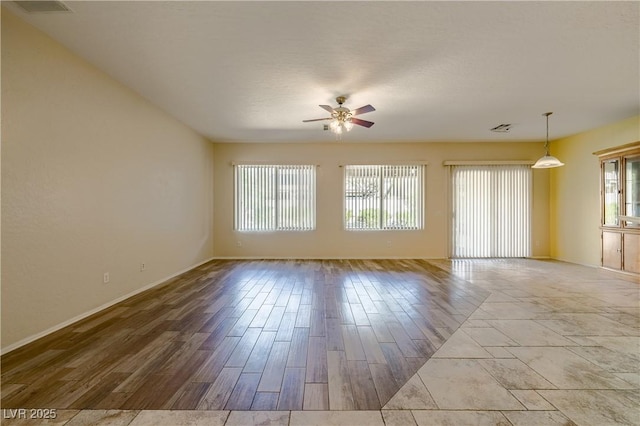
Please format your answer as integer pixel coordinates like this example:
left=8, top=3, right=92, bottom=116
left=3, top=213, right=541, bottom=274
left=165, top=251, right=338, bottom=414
left=14, top=1, right=70, bottom=13
left=490, top=124, right=512, bottom=133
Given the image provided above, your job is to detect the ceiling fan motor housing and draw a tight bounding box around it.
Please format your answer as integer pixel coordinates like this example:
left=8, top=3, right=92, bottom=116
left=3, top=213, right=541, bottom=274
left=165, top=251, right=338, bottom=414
left=333, top=107, right=352, bottom=122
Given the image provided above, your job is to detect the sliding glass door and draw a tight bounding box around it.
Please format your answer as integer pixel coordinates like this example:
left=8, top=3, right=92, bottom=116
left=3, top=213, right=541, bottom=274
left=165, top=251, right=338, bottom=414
left=451, top=165, right=532, bottom=258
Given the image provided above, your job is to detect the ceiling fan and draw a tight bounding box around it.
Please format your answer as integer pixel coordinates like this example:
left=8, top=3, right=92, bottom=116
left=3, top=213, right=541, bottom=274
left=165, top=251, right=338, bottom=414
left=303, top=96, right=375, bottom=134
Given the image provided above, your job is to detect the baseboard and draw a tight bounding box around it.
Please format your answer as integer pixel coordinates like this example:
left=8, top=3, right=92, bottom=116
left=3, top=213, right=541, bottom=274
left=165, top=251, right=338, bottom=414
left=211, top=256, right=448, bottom=260
left=1, top=257, right=215, bottom=356
left=548, top=256, right=600, bottom=269
left=599, top=266, right=640, bottom=283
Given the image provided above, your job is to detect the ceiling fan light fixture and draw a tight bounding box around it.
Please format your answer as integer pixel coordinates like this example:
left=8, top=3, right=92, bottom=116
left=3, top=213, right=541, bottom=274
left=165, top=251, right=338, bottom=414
left=329, top=108, right=354, bottom=135
left=343, top=119, right=354, bottom=132
left=329, top=119, right=345, bottom=134
left=532, top=112, right=565, bottom=169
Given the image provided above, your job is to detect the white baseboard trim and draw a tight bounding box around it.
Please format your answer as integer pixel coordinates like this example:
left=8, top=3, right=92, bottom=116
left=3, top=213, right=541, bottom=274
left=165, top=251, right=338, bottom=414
left=211, top=256, right=448, bottom=260
left=549, top=256, right=599, bottom=269
left=1, top=257, right=215, bottom=356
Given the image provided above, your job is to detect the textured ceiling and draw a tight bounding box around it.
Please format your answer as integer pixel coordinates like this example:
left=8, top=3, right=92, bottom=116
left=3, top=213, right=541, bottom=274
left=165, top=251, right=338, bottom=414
left=6, top=1, right=640, bottom=143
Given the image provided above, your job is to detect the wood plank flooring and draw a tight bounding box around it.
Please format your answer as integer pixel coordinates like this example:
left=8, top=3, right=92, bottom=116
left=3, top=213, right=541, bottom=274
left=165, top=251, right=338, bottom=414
left=1, top=259, right=489, bottom=410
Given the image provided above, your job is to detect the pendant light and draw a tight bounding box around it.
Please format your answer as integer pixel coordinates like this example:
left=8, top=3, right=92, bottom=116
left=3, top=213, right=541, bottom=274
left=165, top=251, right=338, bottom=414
left=532, top=112, right=564, bottom=168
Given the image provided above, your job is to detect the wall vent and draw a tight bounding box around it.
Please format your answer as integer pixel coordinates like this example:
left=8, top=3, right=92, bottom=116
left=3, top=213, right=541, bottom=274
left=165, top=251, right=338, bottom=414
left=14, top=1, right=71, bottom=13
left=490, top=124, right=512, bottom=133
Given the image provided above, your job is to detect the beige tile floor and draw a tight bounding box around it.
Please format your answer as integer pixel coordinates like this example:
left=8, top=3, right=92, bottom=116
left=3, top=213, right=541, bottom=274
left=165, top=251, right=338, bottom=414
left=2, top=259, right=638, bottom=425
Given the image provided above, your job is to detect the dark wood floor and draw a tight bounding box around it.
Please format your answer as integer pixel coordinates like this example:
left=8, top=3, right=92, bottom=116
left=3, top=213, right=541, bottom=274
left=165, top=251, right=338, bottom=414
left=1, top=259, right=488, bottom=411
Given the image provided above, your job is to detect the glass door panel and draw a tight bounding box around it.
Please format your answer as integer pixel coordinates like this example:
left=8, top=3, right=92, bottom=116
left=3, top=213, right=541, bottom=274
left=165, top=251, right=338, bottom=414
left=603, top=159, right=620, bottom=226
left=624, top=155, right=640, bottom=227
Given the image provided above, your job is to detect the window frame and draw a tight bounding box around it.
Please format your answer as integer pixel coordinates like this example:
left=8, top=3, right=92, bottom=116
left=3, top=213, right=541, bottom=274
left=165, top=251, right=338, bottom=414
left=343, top=164, right=425, bottom=231
left=234, top=164, right=316, bottom=232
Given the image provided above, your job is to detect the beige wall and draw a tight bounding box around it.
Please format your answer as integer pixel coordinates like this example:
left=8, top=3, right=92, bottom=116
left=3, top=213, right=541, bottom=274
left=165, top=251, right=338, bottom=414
left=550, top=115, right=640, bottom=266
left=1, top=10, right=215, bottom=350
left=213, top=142, right=551, bottom=259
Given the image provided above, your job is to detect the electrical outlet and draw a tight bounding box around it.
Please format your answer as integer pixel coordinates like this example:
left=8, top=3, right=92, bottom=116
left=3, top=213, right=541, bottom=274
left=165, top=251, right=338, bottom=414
left=140, top=263, right=146, bottom=272
left=103, top=272, right=110, bottom=284
left=237, top=241, right=242, bottom=247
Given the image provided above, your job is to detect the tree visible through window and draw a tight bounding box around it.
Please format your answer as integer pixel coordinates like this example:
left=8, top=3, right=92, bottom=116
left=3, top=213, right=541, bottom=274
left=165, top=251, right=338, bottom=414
left=344, top=165, right=424, bottom=230
left=235, top=165, right=316, bottom=231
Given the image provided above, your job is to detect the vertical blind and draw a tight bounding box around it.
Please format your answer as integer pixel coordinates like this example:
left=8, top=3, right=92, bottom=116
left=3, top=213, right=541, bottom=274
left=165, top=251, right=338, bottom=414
left=451, top=165, right=531, bottom=258
left=344, top=165, right=424, bottom=230
left=235, top=165, right=316, bottom=231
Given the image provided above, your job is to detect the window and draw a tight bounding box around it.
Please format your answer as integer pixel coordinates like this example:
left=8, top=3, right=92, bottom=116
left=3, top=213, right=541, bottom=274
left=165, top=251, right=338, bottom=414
left=451, top=164, right=531, bottom=258
left=344, top=165, right=424, bottom=230
left=235, top=165, right=316, bottom=231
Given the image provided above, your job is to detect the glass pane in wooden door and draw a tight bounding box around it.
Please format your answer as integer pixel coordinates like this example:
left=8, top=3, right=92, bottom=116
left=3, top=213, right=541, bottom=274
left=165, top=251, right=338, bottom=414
left=603, top=159, right=619, bottom=226
left=624, top=155, right=640, bottom=227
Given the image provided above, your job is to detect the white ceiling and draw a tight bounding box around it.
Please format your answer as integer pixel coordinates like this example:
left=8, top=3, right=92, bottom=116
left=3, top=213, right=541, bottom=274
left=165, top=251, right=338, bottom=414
left=6, top=1, right=640, bottom=143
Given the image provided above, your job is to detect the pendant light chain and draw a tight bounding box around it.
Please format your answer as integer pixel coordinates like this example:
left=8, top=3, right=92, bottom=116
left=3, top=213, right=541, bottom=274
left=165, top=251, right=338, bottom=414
left=545, top=112, right=552, bottom=156
left=532, top=111, right=564, bottom=169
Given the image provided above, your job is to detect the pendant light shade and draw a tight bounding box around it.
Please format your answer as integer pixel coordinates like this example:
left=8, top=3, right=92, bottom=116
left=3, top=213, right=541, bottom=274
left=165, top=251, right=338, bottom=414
left=532, top=112, right=564, bottom=169
left=532, top=154, right=565, bottom=168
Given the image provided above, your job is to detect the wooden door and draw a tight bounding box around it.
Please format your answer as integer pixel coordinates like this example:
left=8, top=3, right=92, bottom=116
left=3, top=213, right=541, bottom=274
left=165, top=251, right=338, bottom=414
left=602, top=231, right=622, bottom=270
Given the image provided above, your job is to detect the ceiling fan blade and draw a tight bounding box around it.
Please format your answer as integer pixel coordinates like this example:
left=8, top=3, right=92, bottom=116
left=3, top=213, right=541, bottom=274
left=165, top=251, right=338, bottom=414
left=319, top=105, right=335, bottom=114
left=303, top=117, right=332, bottom=122
left=351, top=117, right=375, bottom=128
left=352, top=104, right=375, bottom=115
